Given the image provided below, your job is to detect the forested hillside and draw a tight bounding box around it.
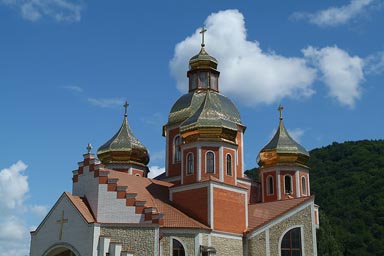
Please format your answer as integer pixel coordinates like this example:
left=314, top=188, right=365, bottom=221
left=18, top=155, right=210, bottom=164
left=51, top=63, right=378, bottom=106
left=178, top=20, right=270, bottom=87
left=245, top=140, right=384, bottom=255
left=310, top=140, right=384, bottom=255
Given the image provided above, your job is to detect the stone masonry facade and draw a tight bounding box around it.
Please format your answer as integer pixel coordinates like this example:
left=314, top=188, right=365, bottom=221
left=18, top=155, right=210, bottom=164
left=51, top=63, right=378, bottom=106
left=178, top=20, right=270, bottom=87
left=248, top=204, right=314, bottom=256
left=101, top=226, right=156, bottom=255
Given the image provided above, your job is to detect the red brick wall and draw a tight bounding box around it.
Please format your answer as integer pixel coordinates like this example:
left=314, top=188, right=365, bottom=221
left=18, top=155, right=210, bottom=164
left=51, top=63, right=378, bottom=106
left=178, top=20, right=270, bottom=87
left=213, top=187, right=246, bottom=234
left=172, top=187, right=208, bottom=226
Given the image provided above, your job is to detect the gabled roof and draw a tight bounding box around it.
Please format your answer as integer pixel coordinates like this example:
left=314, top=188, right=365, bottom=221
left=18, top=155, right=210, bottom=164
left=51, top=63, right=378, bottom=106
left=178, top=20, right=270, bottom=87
left=31, top=192, right=95, bottom=235
left=247, top=196, right=314, bottom=232
left=64, top=192, right=95, bottom=223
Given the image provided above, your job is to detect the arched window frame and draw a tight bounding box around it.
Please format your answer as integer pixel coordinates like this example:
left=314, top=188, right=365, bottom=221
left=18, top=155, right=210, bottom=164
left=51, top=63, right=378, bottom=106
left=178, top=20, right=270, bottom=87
left=173, top=135, right=181, bottom=163
left=171, top=237, right=187, bottom=256
left=226, top=154, right=232, bottom=176
left=186, top=153, right=194, bottom=175
left=284, top=175, right=293, bottom=194
left=206, top=151, right=215, bottom=174
left=279, top=226, right=303, bottom=256
left=301, top=176, right=307, bottom=196
left=266, top=175, right=274, bottom=195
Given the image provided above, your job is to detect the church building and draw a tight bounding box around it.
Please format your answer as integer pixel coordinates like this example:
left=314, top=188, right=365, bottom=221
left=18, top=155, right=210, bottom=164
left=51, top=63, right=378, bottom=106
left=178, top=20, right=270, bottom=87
left=30, top=30, right=319, bottom=256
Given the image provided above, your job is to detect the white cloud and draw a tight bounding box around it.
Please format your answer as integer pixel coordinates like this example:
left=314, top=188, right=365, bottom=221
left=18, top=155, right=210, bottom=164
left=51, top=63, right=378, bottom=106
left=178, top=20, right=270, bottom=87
left=0, top=161, right=28, bottom=210
left=87, top=98, right=125, bottom=108
left=30, top=205, right=48, bottom=217
left=292, top=0, right=374, bottom=27
left=148, top=166, right=165, bottom=179
left=150, top=150, right=165, bottom=163
left=62, top=85, right=83, bottom=93
left=303, top=46, right=364, bottom=108
left=170, top=9, right=317, bottom=106
left=365, top=51, right=384, bottom=74
left=0, top=161, right=36, bottom=256
left=1, top=0, right=83, bottom=22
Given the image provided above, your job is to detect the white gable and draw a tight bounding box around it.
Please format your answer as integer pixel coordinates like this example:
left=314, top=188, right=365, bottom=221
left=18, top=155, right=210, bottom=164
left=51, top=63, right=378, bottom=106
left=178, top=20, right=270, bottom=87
left=30, top=193, right=99, bottom=256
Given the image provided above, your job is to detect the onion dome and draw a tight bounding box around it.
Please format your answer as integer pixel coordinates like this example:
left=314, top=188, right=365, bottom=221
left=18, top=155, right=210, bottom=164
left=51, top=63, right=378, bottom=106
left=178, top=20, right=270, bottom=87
left=97, top=102, right=149, bottom=166
left=189, top=27, right=218, bottom=71
left=257, top=105, right=309, bottom=167
left=189, top=47, right=218, bottom=71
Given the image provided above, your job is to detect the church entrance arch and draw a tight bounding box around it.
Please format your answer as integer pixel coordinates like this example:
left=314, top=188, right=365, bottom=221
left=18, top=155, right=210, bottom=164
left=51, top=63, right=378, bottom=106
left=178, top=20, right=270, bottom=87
left=43, top=243, right=80, bottom=256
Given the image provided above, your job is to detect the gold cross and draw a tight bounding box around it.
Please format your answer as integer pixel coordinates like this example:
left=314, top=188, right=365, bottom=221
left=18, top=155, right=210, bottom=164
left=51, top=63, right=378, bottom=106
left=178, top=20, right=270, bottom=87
left=200, top=27, right=207, bottom=47
left=278, top=105, right=284, bottom=120
left=56, top=210, right=68, bottom=240
left=123, top=101, right=129, bottom=117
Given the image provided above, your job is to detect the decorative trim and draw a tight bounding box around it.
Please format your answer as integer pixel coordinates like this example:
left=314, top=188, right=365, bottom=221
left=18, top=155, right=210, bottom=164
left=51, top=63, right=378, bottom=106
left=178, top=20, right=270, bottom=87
left=210, top=230, right=243, bottom=239
left=266, top=229, right=270, bottom=256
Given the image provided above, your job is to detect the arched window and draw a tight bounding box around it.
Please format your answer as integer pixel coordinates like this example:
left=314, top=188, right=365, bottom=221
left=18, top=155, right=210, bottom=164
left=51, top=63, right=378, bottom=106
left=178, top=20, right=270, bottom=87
left=284, top=175, right=292, bottom=194
left=174, top=136, right=181, bottom=162
left=281, top=227, right=302, bottom=256
left=267, top=175, right=274, bottom=195
left=226, top=154, right=232, bottom=176
left=301, top=177, right=307, bottom=196
left=186, top=153, right=194, bottom=175
left=206, top=152, right=215, bottom=173
left=172, top=239, right=186, bottom=256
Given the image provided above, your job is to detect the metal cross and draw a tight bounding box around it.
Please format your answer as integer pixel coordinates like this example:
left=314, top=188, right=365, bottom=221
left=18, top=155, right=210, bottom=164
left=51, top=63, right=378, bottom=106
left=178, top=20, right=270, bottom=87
left=278, top=105, right=284, bottom=120
left=56, top=210, right=68, bottom=240
left=86, top=143, right=92, bottom=153
left=123, top=101, right=129, bottom=117
left=200, top=27, right=207, bottom=47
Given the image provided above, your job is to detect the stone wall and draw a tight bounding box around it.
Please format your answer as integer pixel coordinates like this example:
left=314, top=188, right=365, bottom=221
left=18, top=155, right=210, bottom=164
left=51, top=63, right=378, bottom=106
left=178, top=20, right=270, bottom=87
left=101, top=226, right=155, bottom=255
left=248, top=204, right=314, bottom=256
left=160, top=233, right=196, bottom=256
left=210, top=235, right=243, bottom=256
left=248, top=231, right=266, bottom=256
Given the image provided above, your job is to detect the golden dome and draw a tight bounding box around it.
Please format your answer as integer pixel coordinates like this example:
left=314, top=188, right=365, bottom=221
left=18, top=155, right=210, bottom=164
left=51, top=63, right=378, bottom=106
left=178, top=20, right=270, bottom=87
left=97, top=102, right=149, bottom=166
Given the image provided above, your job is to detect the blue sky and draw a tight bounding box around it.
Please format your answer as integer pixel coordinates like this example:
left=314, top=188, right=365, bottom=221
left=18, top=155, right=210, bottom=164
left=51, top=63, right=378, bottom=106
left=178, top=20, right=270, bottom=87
left=0, top=0, right=383, bottom=254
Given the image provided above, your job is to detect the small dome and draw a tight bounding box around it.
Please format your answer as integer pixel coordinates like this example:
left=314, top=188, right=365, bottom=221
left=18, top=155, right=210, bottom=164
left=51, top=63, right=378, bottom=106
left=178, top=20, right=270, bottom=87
left=97, top=109, right=149, bottom=166
left=257, top=107, right=309, bottom=167
left=189, top=47, right=218, bottom=70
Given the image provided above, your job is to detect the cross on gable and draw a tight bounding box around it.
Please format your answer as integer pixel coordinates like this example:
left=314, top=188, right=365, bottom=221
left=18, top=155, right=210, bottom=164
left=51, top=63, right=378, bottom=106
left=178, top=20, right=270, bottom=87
left=56, top=210, right=68, bottom=240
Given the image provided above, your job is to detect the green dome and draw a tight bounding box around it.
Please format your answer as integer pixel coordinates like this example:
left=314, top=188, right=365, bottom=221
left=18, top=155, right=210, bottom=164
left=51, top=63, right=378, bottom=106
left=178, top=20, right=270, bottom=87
left=166, top=91, right=242, bottom=129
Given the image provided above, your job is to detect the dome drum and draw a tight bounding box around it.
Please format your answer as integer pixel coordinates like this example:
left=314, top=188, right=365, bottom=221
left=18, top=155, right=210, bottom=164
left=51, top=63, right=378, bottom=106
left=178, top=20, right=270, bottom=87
left=180, top=127, right=238, bottom=144
left=97, top=148, right=149, bottom=166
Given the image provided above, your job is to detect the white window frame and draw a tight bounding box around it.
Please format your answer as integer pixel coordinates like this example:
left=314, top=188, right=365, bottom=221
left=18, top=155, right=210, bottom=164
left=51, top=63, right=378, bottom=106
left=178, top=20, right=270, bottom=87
left=284, top=174, right=293, bottom=194
left=206, top=151, right=215, bottom=174
left=226, top=153, right=232, bottom=176
left=173, top=135, right=181, bottom=163
left=186, top=153, right=194, bottom=175
left=301, top=176, right=307, bottom=196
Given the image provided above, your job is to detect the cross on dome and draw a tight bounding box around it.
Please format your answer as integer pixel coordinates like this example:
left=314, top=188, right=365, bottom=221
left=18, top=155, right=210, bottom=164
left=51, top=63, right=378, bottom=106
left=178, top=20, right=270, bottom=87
left=278, top=104, right=284, bottom=120
left=200, top=26, right=207, bottom=47
left=124, top=101, right=129, bottom=117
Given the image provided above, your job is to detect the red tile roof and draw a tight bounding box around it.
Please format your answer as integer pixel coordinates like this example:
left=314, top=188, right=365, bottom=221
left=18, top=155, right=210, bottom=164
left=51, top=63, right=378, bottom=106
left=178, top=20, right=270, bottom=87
left=65, top=192, right=95, bottom=223
left=105, top=170, right=210, bottom=230
left=247, top=196, right=314, bottom=232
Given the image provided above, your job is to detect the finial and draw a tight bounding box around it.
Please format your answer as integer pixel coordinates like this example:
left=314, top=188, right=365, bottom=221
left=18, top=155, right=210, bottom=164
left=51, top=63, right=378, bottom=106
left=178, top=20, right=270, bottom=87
left=200, top=26, right=207, bottom=47
left=123, top=101, right=129, bottom=117
left=278, top=104, right=284, bottom=120
left=86, top=143, right=92, bottom=153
